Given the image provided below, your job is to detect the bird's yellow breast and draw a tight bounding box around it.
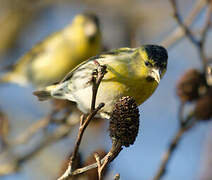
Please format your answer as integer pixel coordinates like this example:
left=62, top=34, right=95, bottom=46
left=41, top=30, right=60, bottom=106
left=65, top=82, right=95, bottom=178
left=100, top=57, right=159, bottom=106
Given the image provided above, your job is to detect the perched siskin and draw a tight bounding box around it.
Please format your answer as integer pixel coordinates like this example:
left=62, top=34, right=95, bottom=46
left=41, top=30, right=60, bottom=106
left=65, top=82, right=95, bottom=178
left=0, top=13, right=102, bottom=87
left=34, top=45, right=168, bottom=118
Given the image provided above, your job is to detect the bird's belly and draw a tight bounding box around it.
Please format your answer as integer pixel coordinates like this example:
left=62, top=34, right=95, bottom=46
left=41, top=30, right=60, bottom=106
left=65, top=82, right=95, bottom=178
left=70, top=81, right=126, bottom=116
left=72, top=80, right=158, bottom=117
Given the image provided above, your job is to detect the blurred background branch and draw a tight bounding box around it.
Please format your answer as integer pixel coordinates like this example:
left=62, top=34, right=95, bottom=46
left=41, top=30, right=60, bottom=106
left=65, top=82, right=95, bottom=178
left=152, top=0, right=212, bottom=179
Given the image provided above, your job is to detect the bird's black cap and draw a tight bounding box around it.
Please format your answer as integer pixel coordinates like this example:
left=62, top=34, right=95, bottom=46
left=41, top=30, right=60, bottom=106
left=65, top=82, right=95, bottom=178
left=143, top=45, right=168, bottom=68
left=83, top=13, right=100, bottom=28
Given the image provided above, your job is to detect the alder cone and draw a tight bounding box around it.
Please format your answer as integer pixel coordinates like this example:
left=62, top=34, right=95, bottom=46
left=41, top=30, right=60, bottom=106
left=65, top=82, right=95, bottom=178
left=109, top=96, right=140, bottom=147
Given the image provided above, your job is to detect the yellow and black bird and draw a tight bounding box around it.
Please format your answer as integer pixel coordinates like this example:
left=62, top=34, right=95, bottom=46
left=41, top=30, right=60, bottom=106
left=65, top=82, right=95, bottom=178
left=34, top=45, right=168, bottom=118
left=0, top=13, right=102, bottom=87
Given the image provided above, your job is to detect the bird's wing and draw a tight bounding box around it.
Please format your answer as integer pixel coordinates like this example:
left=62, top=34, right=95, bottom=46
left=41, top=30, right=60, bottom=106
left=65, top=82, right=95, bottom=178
left=105, top=47, right=135, bottom=55
left=50, top=47, right=137, bottom=104
left=60, top=54, right=103, bottom=83
left=13, top=31, right=62, bottom=73
left=60, top=47, right=136, bottom=84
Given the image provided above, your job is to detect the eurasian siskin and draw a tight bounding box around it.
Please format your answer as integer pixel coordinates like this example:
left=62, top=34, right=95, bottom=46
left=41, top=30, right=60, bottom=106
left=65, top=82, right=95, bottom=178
left=34, top=45, right=168, bottom=118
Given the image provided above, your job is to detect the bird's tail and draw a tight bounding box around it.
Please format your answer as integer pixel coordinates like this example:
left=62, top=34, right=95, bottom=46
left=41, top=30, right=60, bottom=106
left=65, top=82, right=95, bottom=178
left=0, top=73, right=12, bottom=84
left=33, top=90, right=51, bottom=101
left=0, top=72, right=27, bottom=86
left=33, top=84, right=57, bottom=101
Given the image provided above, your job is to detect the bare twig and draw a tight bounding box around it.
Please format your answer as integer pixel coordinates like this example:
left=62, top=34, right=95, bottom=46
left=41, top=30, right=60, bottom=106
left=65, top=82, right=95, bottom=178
left=95, top=140, right=122, bottom=180
left=58, top=64, right=107, bottom=180
left=91, top=64, right=107, bottom=111
left=70, top=140, right=122, bottom=177
left=71, top=156, right=107, bottom=176
left=94, top=152, right=102, bottom=179
left=17, top=123, right=73, bottom=164
left=178, top=102, right=185, bottom=125
left=198, top=1, right=212, bottom=68
left=0, top=104, right=73, bottom=176
left=8, top=111, right=64, bottom=146
left=0, top=110, right=9, bottom=150
left=69, top=103, right=104, bottom=169
left=161, top=0, right=206, bottom=48
left=170, top=0, right=200, bottom=45
left=169, top=0, right=212, bottom=69
left=0, top=122, right=73, bottom=175
left=6, top=104, right=72, bottom=147
left=153, top=1, right=212, bottom=180
left=58, top=106, right=105, bottom=180
left=9, top=113, right=54, bottom=146
left=152, top=117, right=197, bottom=180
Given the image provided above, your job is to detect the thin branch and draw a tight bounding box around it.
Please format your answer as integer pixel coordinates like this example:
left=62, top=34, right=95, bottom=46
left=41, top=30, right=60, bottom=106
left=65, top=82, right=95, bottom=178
left=0, top=110, right=9, bottom=151
left=58, top=104, right=105, bottom=180
left=91, top=63, right=107, bottom=111
left=170, top=0, right=200, bottom=46
left=153, top=1, right=212, bottom=180
left=71, top=156, right=107, bottom=176
left=0, top=105, right=73, bottom=176
left=17, top=123, right=73, bottom=164
left=152, top=116, right=197, bottom=180
left=169, top=0, right=212, bottom=70
left=9, top=113, right=53, bottom=146
left=94, top=152, right=102, bottom=179
left=161, top=0, right=206, bottom=48
left=178, top=102, right=185, bottom=126
left=58, top=64, right=107, bottom=180
left=0, top=122, right=73, bottom=175
left=95, top=141, right=122, bottom=180
left=198, top=1, right=212, bottom=68
left=70, top=141, right=122, bottom=177
left=6, top=104, right=72, bottom=147
left=70, top=103, right=104, bottom=168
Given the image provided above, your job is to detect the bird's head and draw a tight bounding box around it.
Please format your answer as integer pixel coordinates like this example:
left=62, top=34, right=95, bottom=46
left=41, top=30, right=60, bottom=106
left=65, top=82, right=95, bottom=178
left=138, top=45, right=168, bottom=84
left=72, top=13, right=100, bottom=41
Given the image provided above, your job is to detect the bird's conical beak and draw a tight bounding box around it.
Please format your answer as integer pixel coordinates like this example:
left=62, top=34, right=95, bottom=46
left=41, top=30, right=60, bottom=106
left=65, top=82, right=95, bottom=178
left=148, top=68, right=160, bottom=84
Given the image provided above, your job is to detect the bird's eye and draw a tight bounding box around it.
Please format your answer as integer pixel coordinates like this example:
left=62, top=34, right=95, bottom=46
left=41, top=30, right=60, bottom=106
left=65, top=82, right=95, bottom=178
left=145, top=61, right=150, bottom=67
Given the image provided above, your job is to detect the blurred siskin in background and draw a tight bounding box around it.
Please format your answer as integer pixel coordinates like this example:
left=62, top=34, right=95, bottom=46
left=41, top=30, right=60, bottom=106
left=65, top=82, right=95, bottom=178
left=0, top=13, right=102, bottom=87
